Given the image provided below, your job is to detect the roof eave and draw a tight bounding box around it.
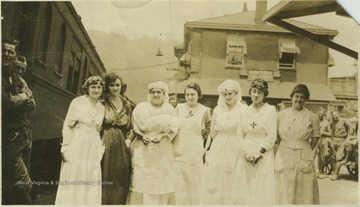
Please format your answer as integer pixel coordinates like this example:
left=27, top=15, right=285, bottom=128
left=263, top=0, right=340, bottom=21
left=184, top=22, right=338, bottom=36
left=262, top=0, right=357, bottom=59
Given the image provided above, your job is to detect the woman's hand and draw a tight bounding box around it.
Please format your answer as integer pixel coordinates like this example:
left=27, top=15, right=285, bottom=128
left=253, top=153, right=263, bottom=164
left=245, top=153, right=262, bottom=164
left=125, top=139, right=131, bottom=148
left=61, top=146, right=71, bottom=162
left=151, top=136, right=162, bottom=143
left=142, top=136, right=150, bottom=145
left=152, top=133, right=169, bottom=143
left=245, top=153, right=255, bottom=163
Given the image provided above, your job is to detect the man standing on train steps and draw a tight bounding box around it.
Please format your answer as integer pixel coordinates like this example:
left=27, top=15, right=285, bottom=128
left=2, top=39, right=35, bottom=204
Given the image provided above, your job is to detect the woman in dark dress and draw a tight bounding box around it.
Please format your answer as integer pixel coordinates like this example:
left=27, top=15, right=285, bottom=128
left=101, top=72, right=134, bottom=204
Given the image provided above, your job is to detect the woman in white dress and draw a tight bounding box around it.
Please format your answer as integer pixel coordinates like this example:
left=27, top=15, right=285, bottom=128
left=55, top=76, right=105, bottom=205
left=173, top=83, right=211, bottom=204
left=232, top=78, right=277, bottom=204
left=127, top=81, right=179, bottom=205
left=201, top=79, right=244, bottom=204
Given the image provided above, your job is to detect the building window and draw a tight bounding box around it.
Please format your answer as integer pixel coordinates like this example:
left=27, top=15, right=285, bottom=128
left=225, top=36, right=247, bottom=69
left=279, top=53, right=295, bottom=69
left=67, top=52, right=81, bottom=94
left=83, top=56, right=89, bottom=79
left=278, top=38, right=300, bottom=69
left=88, top=62, right=95, bottom=78
left=337, top=105, right=344, bottom=112
left=38, top=3, right=52, bottom=63
left=56, top=23, right=67, bottom=74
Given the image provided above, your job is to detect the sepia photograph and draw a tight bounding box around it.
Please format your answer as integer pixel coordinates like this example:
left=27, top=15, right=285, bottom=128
left=1, top=0, right=359, bottom=205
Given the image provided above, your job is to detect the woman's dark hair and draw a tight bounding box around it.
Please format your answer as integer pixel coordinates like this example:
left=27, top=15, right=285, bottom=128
left=248, top=78, right=269, bottom=97
left=184, top=82, right=202, bottom=102
left=81, top=76, right=103, bottom=95
left=103, top=72, right=127, bottom=95
left=290, top=84, right=310, bottom=100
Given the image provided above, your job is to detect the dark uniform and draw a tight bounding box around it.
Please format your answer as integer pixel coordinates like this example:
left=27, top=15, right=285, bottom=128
left=330, top=118, right=352, bottom=162
left=329, top=112, right=352, bottom=180
left=2, top=43, right=35, bottom=204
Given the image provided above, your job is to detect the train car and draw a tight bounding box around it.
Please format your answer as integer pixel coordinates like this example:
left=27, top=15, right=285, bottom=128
left=1, top=1, right=107, bottom=196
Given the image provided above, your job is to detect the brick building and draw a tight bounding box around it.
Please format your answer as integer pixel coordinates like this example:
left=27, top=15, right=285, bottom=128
left=170, top=1, right=337, bottom=112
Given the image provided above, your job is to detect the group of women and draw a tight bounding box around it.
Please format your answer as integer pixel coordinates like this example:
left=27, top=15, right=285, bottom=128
left=55, top=73, right=321, bottom=205
left=55, top=73, right=134, bottom=205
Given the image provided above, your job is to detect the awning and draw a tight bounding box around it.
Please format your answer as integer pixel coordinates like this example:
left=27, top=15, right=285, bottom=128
left=279, top=38, right=300, bottom=57
left=262, top=0, right=358, bottom=59
left=169, top=78, right=337, bottom=102
left=263, top=0, right=345, bottom=20
left=227, top=36, right=247, bottom=54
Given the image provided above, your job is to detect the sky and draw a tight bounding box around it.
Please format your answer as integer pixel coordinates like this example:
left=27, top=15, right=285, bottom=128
left=72, top=0, right=279, bottom=40
left=72, top=0, right=360, bottom=77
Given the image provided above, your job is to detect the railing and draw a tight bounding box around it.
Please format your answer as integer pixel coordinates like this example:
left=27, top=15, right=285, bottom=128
left=329, top=78, right=358, bottom=98
left=282, top=101, right=328, bottom=114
